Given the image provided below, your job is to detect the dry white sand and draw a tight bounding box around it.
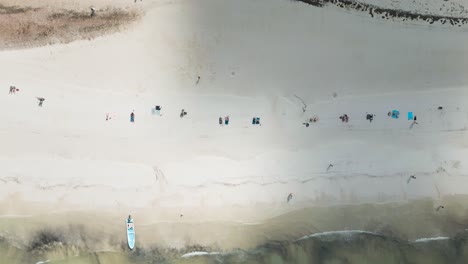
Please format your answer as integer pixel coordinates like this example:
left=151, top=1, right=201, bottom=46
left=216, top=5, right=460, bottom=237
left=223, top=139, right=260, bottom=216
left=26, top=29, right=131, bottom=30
left=1, top=0, right=468, bottom=250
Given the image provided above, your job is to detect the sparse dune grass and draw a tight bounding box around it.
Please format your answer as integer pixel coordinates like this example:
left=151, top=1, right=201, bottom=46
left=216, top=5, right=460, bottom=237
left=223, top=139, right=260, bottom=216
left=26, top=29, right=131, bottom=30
left=0, top=3, right=140, bottom=49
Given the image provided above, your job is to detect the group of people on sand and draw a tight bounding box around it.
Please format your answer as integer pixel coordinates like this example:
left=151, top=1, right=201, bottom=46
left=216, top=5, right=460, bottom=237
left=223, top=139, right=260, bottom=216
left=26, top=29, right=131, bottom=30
left=8, top=85, right=45, bottom=107
left=9, top=83, right=423, bottom=129
left=8, top=86, right=18, bottom=94
left=303, top=116, right=319, bottom=127
left=219, top=116, right=229, bottom=125
left=303, top=110, right=422, bottom=128
left=127, top=107, right=265, bottom=127
left=126, top=107, right=188, bottom=122
left=339, top=114, right=349, bottom=123
left=126, top=107, right=420, bottom=128
left=128, top=108, right=262, bottom=127
left=252, top=117, right=261, bottom=125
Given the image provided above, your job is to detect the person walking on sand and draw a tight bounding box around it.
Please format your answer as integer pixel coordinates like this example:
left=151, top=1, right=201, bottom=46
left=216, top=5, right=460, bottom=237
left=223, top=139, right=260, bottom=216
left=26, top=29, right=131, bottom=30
left=130, top=111, right=135, bottom=123
left=36, top=97, right=45, bottom=107
left=407, top=175, right=416, bottom=184
left=287, top=193, right=293, bottom=203
left=410, top=119, right=418, bottom=129
left=196, top=76, right=201, bottom=85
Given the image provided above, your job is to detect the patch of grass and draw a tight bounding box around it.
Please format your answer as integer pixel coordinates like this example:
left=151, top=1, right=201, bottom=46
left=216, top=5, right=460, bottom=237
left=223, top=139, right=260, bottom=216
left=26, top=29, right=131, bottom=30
left=0, top=3, right=38, bottom=14
left=0, top=4, right=141, bottom=50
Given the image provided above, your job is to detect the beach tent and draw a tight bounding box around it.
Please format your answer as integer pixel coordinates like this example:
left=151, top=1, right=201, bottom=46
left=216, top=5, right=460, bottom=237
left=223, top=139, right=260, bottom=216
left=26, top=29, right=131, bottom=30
left=407, top=112, right=413, bottom=120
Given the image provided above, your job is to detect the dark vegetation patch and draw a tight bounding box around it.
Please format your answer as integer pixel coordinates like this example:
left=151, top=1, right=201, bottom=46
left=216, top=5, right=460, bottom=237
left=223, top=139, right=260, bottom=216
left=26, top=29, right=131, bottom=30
left=28, top=229, right=65, bottom=252
left=294, top=0, right=468, bottom=27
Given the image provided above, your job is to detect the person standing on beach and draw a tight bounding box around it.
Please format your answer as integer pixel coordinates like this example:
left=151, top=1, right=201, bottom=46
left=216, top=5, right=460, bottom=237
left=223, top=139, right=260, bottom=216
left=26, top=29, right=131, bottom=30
left=196, top=76, right=201, bottom=85
left=287, top=193, right=293, bottom=203
left=219, top=116, right=223, bottom=125
left=130, top=111, right=135, bottom=123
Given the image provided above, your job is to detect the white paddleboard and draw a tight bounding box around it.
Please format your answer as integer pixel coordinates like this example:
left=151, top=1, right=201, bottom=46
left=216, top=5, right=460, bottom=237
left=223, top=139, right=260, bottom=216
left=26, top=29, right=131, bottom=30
left=126, top=217, right=135, bottom=250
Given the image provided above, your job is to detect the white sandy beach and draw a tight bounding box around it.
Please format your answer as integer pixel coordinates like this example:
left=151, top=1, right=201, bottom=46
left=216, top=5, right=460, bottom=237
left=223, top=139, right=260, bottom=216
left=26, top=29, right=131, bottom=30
left=1, top=0, right=468, bottom=259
